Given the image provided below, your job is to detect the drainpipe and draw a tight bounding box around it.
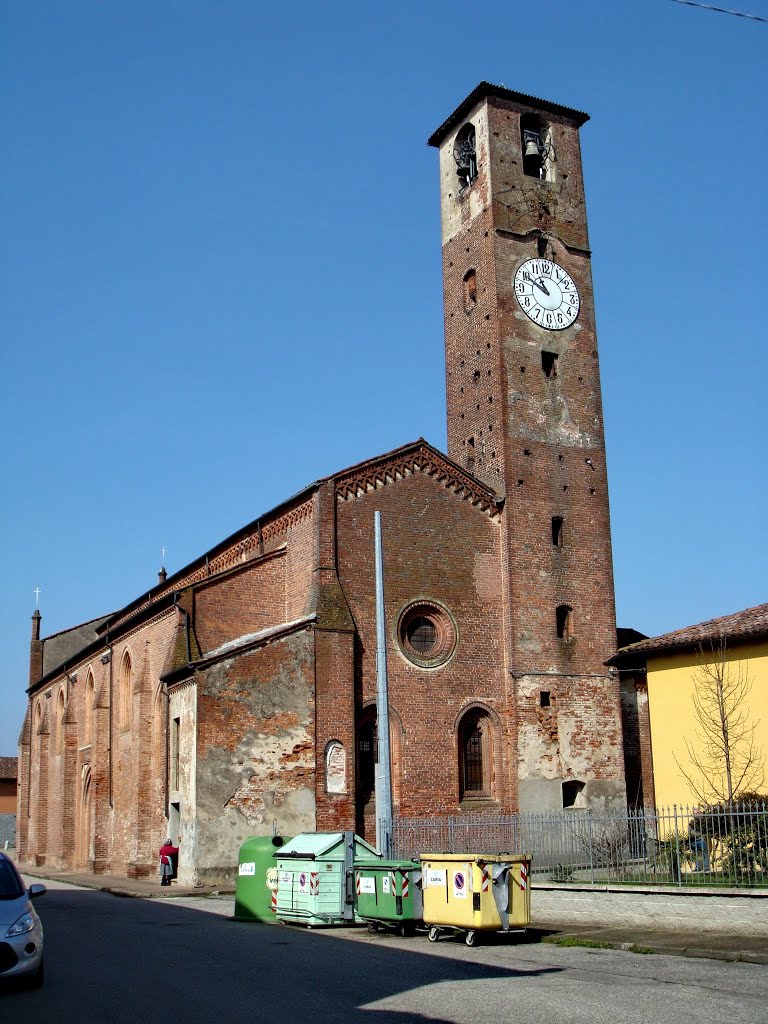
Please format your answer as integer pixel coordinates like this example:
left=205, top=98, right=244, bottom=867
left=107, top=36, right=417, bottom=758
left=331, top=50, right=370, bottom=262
left=374, top=511, right=393, bottom=857
left=106, top=638, right=114, bottom=809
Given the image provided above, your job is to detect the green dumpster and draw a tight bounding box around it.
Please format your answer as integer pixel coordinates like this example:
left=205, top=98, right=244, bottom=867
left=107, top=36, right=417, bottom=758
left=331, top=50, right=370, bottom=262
left=275, top=831, right=380, bottom=926
left=234, top=835, right=293, bottom=922
left=354, top=859, right=423, bottom=935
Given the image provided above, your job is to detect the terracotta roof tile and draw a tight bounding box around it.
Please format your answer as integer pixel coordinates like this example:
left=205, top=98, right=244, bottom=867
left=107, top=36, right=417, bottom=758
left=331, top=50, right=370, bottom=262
left=615, top=603, right=768, bottom=659
left=0, top=756, right=18, bottom=780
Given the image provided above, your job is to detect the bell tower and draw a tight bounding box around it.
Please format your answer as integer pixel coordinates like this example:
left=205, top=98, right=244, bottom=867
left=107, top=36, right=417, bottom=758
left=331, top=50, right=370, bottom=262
left=429, top=84, right=626, bottom=811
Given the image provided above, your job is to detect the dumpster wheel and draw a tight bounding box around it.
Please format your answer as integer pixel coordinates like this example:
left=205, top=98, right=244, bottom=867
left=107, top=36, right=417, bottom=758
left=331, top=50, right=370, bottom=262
left=428, top=926, right=440, bottom=943
left=465, top=930, right=477, bottom=947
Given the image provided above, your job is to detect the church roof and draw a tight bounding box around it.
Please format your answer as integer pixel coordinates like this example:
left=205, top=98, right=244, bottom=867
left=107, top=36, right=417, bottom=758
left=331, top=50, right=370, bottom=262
left=609, top=602, right=768, bottom=664
left=0, top=756, right=17, bottom=780
left=428, top=81, right=590, bottom=148
left=32, top=437, right=499, bottom=690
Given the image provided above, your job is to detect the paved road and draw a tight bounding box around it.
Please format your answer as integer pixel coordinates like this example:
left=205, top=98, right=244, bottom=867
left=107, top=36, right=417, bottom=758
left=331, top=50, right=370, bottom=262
left=3, top=879, right=767, bottom=1023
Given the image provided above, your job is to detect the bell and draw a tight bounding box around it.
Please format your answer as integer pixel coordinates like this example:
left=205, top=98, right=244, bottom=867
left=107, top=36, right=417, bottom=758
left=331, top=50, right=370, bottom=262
left=524, top=138, right=541, bottom=159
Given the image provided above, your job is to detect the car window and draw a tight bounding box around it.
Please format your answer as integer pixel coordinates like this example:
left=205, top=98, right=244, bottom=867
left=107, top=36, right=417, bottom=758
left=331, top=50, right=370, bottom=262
left=0, top=857, right=25, bottom=899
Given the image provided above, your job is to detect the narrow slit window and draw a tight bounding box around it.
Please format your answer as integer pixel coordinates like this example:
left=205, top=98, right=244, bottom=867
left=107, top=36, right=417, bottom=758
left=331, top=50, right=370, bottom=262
left=552, top=516, right=564, bottom=547
left=172, top=716, right=181, bottom=791
left=463, top=269, right=477, bottom=311
left=540, top=691, right=551, bottom=708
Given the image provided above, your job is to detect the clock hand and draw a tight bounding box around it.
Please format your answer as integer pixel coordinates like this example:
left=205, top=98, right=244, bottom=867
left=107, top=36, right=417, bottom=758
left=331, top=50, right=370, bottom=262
left=523, top=271, right=551, bottom=296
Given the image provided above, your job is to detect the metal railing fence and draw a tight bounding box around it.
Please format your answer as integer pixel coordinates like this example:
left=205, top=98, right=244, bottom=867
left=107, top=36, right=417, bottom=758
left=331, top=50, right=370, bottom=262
left=390, top=801, right=768, bottom=888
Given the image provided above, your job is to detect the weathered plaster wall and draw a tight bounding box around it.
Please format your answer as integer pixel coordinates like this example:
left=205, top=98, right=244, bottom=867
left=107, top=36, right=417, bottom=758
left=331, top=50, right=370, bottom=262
left=193, top=628, right=316, bottom=883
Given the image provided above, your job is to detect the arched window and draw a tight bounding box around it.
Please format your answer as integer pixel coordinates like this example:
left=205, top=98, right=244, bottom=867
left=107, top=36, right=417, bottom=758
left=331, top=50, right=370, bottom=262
left=56, top=689, right=66, bottom=755
left=556, top=604, right=573, bottom=641
left=458, top=708, right=493, bottom=801
left=84, top=671, right=95, bottom=744
left=325, top=740, right=347, bottom=795
left=520, top=113, right=554, bottom=181
left=357, top=711, right=377, bottom=805
left=454, top=122, right=478, bottom=190
left=119, top=652, right=132, bottom=730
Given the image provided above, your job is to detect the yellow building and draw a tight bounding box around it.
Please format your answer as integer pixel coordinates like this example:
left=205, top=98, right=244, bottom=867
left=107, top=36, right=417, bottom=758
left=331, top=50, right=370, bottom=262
left=612, top=604, right=768, bottom=810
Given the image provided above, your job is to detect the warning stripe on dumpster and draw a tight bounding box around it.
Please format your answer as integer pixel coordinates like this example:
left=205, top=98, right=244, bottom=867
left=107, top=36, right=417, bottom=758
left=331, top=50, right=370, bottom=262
left=519, top=862, right=528, bottom=890
left=401, top=872, right=409, bottom=899
left=389, top=872, right=398, bottom=896
left=356, top=871, right=361, bottom=895
left=481, top=867, right=490, bottom=892
left=271, top=889, right=277, bottom=913
left=310, top=871, right=319, bottom=896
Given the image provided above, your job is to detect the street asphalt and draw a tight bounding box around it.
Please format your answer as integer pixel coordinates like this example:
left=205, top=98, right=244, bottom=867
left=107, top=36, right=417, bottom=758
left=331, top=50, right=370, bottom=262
left=19, top=864, right=768, bottom=965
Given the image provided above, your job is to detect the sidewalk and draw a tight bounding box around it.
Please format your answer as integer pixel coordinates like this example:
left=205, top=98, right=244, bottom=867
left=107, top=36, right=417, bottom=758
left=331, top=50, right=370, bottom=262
left=19, top=865, right=768, bottom=965
left=20, top=863, right=234, bottom=900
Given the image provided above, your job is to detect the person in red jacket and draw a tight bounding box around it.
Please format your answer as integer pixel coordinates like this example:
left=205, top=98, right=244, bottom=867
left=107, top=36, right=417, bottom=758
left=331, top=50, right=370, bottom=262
left=159, top=839, right=179, bottom=886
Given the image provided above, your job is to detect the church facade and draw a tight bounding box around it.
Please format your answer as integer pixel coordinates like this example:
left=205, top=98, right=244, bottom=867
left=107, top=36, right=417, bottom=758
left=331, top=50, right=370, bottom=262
left=17, top=84, right=630, bottom=885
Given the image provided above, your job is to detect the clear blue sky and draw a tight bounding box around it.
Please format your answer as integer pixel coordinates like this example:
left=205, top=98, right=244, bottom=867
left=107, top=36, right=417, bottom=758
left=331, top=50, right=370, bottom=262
left=1, top=1, right=766, bottom=754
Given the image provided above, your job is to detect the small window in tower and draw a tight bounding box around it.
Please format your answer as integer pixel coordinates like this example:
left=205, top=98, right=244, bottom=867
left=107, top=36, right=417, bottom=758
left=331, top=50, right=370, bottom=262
left=540, top=691, right=551, bottom=708
left=463, top=269, right=477, bottom=311
left=552, top=516, right=564, bottom=547
left=542, top=351, right=558, bottom=378
left=556, top=604, right=573, bottom=641
left=454, top=123, right=478, bottom=190
left=521, top=114, right=554, bottom=181
left=562, top=779, right=586, bottom=808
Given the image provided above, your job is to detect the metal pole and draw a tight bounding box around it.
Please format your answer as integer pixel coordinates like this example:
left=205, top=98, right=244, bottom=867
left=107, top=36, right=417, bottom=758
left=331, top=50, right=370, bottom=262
left=374, top=511, right=393, bottom=857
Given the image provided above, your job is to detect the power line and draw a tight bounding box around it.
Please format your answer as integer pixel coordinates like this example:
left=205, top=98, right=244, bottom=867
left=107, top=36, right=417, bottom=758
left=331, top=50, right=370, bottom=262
left=669, top=0, right=768, bottom=22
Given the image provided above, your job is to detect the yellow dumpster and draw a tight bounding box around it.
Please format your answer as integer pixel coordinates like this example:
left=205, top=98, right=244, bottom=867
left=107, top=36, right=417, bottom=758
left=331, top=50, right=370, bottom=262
left=420, top=853, right=531, bottom=946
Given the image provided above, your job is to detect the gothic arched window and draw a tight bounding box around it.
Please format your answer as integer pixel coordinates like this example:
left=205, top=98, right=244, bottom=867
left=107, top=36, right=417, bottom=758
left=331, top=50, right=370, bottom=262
left=84, top=671, right=95, bottom=743
left=119, top=652, right=132, bottom=731
left=458, top=708, right=493, bottom=801
left=56, top=689, right=66, bottom=755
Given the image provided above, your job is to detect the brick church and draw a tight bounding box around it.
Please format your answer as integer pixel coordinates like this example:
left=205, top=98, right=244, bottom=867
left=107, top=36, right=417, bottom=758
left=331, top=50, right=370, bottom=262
left=17, top=83, right=642, bottom=885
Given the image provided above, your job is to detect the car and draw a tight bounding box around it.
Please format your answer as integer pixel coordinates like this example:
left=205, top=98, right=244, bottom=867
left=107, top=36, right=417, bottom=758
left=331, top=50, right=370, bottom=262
left=0, top=852, right=45, bottom=987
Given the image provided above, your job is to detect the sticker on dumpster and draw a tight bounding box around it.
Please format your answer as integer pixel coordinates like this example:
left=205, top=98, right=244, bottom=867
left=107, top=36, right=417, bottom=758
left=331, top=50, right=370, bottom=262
left=279, top=871, right=293, bottom=885
left=298, top=871, right=308, bottom=894
left=359, top=877, right=375, bottom=894
left=266, top=867, right=278, bottom=890
left=453, top=871, right=467, bottom=898
left=425, top=869, right=446, bottom=888
left=382, top=875, right=391, bottom=895
left=238, top=861, right=256, bottom=876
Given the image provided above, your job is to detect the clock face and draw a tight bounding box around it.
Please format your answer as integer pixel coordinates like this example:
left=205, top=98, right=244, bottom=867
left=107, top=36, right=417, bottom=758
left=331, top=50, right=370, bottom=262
left=514, top=258, right=580, bottom=330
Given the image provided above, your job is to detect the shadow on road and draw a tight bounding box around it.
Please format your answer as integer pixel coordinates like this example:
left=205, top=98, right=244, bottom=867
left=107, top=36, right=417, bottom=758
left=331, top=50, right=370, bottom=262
left=1, top=886, right=561, bottom=1022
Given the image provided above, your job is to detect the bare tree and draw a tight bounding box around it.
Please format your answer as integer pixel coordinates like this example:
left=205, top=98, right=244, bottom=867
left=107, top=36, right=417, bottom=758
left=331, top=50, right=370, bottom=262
left=674, top=639, right=764, bottom=805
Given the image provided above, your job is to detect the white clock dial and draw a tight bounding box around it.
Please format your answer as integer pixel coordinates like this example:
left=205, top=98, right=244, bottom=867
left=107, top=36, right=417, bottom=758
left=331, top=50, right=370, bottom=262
left=514, top=258, right=580, bottom=330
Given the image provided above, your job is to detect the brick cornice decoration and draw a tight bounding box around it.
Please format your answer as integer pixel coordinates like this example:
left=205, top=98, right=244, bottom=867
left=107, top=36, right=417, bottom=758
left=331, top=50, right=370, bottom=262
left=335, top=443, right=500, bottom=518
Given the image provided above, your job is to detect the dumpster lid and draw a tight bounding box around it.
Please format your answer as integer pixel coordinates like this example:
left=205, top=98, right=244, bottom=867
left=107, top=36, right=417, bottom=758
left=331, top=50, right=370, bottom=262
left=354, top=860, right=419, bottom=871
left=277, top=832, right=379, bottom=861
